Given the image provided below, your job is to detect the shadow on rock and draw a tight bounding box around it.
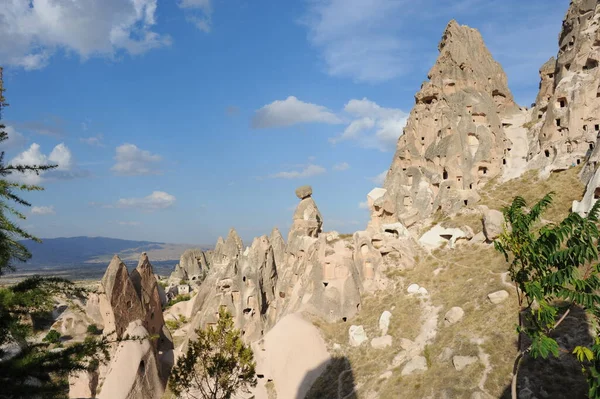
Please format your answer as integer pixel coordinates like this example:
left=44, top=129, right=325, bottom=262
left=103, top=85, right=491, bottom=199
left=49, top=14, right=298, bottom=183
left=501, top=305, right=592, bottom=399
left=302, top=356, right=356, bottom=399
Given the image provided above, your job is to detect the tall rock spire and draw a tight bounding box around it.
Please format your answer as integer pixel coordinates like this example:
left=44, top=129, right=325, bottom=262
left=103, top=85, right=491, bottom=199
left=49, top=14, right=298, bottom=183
left=371, top=20, right=516, bottom=228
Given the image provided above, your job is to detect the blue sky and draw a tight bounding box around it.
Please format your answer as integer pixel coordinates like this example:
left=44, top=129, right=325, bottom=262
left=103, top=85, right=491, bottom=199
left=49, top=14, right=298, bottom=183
left=0, top=0, right=567, bottom=244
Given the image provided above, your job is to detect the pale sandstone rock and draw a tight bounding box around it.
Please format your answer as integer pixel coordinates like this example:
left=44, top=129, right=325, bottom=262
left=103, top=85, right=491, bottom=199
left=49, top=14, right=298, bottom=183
left=528, top=0, right=600, bottom=178
left=371, top=335, right=393, bottom=349
left=488, top=290, right=509, bottom=304
left=349, top=325, right=368, bottom=347
left=444, top=306, right=465, bottom=326
left=483, top=208, right=504, bottom=241
left=407, top=283, right=421, bottom=294
left=401, top=356, right=428, bottom=376
left=99, top=256, right=144, bottom=339
left=98, top=321, right=164, bottom=399
left=419, top=224, right=470, bottom=250
left=379, top=310, right=392, bottom=335
left=373, top=20, right=516, bottom=229
left=470, top=231, right=487, bottom=244
left=295, top=185, right=313, bottom=199
left=453, top=355, right=478, bottom=371
left=69, top=370, right=98, bottom=399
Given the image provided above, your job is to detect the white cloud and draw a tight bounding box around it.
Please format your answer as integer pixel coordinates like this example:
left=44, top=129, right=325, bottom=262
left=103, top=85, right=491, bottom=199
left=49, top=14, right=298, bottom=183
left=252, top=96, right=342, bottom=128
left=116, top=191, right=176, bottom=211
left=31, top=205, right=55, bottom=215
left=111, top=143, right=162, bottom=176
left=2, top=126, right=27, bottom=150
left=372, top=170, right=388, bottom=186
left=358, top=201, right=369, bottom=209
left=80, top=134, right=104, bottom=147
left=331, top=98, right=407, bottom=151
left=270, top=164, right=326, bottom=179
left=178, top=0, right=212, bottom=32
left=302, top=0, right=410, bottom=83
left=9, top=142, right=85, bottom=184
left=0, top=0, right=171, bottom=70
left=333, top=162, right=350, bottom=171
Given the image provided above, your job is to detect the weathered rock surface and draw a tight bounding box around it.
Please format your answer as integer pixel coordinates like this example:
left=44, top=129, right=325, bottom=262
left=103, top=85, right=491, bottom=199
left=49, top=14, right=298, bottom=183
left=401, top=356, right=428, bottom=376
left=99, top=256, right=145, bottom=338
left=349, top=325, right=368, bottom=347
left=371, top=335, right=393, bottom=349
left=295, top=185, right=313, bottom=200
left=379, top=310, right=392, bottom=335
left=528, top=0, right=600, bottom=180
left=251, top=313, right=330, bottom=399
left=169, top=248, right=208, bottom=283
left=370, top=20, right=517, bottom=228
left=482, top=207, right=504, bottom=241
left=443, top=306, right=465, bottom=326
left=487, top=290, right=509, bottom=304
left=98, top=321, right=164, bottom=399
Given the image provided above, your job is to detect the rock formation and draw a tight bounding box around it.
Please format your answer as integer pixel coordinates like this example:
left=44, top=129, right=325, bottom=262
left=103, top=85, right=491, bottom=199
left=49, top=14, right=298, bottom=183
left=168, top=248, right=208, bottom=284
left=98, top=256, right=145, bottom=339
left=370, top=20, right=518, bottom=228
left=289, top=185, right=323, bottom=239
left=80, top=254, right=173, bottom=399
left=528, top=0, right=600, bottom=180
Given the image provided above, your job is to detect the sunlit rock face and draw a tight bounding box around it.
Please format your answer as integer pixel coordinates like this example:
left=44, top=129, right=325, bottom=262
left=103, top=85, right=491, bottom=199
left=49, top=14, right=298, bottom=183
left=369, top=20, right=516, bottom=229
left=529, top=0, right=600, bottom=179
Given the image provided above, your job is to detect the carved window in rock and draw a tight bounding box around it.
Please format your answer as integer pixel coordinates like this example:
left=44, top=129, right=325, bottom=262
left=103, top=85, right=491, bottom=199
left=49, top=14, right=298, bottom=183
left=558, top=97, right=567, bottom=108
left=443, top=169, right=449, bottom=180
left=478, top=166, right=488, bottom=176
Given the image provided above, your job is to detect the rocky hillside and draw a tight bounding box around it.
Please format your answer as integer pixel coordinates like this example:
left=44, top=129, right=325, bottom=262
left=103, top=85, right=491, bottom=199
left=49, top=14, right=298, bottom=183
left=31, top=1, right=600, bottom=398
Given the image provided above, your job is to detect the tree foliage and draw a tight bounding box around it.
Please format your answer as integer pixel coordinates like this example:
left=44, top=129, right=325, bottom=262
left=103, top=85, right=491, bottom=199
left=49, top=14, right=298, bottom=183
left=495, top=193, right=600, bottom=397
left=0, top=68, right=112, bottom=399
left=169, top=307, right=257, bottom=399
left=0, top=67, right=57, bottom=276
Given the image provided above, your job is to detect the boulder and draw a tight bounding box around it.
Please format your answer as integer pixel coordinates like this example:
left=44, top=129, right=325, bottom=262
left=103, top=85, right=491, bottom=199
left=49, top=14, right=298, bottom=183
left=452, top=355, right=478, bottom=371
left=488, top=290, right=509, bottom=304
left=407, top=283, right=421, bottom=294
left=379, top=310, right=392, bottom=335
left=295, top=185, right=313, bottom=200
left=483, top=209, right=504, bottom=241
left=443, top=307, right=465, bottom=326
left=349, top=325, right=368, bottom=347
left=419, top=225, right=470, bottom=250
left=371, top=335, right=393, bottom=349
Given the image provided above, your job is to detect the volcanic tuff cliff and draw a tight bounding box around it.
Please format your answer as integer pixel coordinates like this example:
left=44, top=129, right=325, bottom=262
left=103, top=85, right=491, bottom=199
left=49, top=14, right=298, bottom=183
left=369, top=20, right=519, bottom=229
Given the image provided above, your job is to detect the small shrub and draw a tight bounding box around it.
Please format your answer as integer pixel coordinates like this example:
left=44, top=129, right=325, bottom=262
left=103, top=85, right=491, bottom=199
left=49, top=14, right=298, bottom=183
left=167, top=294, right=191, bottom=307
left=165, top=319, right=181, bottom=331
left=43, top=329, right=61, bottom=344
left=86, top=324, right=101, bottom=335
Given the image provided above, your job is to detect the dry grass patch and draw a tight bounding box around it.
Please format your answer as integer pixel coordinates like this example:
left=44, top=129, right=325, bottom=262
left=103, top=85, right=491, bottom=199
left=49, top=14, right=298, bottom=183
left=479, top=165, right=584, bottom=222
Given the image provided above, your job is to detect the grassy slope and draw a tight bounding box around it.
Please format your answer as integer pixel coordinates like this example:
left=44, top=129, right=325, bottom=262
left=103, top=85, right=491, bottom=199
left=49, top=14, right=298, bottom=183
left=307, top=166, right=588, bottom=399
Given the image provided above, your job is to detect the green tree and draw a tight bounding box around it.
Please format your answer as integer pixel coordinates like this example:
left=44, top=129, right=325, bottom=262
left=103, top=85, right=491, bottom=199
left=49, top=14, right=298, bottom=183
left=169, top=307, right=257, bottom=399
left=0, top=68, right=112, bottom=399
left=495, top=193, right=600, bottom=398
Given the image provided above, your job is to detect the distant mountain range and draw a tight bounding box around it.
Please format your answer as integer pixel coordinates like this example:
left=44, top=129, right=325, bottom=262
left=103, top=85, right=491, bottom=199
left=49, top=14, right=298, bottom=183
left=19, top=236, right=204, bottom=266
